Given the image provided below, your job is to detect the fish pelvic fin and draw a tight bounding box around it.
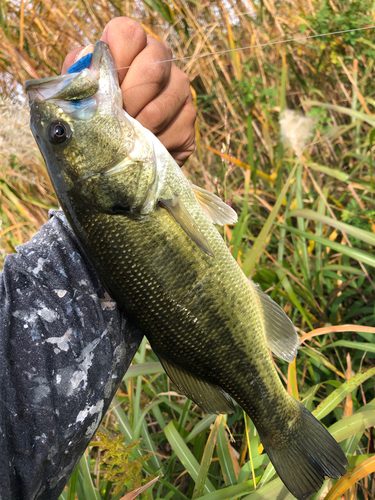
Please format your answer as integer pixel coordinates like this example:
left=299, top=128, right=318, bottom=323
left=159, top=195, right=215, bottom=258
left=260, top=400, right=348, bottom=500
left=191, top=184, right=238, bottom=225
left=158, top=356, right=235, bottom=415
left=249, top=280, right=299, bottom=363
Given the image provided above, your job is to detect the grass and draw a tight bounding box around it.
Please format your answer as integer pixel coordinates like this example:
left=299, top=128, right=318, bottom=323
left=1, top=0, right=375, bottom=499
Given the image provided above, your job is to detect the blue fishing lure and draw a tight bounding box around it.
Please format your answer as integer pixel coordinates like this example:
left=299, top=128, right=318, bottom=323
left=67, top=53, right=93, bottom=74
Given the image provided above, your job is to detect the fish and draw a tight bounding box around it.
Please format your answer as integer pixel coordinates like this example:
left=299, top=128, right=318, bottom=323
left=25, top=41, right=348, bottom=500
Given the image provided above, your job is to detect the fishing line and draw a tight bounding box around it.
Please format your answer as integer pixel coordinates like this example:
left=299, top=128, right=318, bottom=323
left=107, top=24, right=375, bottom=73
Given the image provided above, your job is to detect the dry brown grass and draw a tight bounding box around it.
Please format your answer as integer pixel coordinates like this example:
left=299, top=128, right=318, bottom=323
left=2, top=3, right=375, bottom=497
left=1, top=0, right=374, bottom=271
left=0, top=96, right=57, bottom=262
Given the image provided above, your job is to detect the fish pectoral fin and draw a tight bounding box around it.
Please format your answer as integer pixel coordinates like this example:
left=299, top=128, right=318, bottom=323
left=159, top=196, right=215, bottom=258
left=191, top=184, right=238, bottom=226
left=158, top=356, right=235, bottom=415
left=249, top=280, right=299, bottom=363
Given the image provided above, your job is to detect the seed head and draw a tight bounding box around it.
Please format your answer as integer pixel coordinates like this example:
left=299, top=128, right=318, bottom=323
left=280, top=109, right=316, bottom=158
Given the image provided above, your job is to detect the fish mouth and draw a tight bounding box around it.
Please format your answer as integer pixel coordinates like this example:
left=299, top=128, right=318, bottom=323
left=25, top=41, right=119, bottom=105
left=25, top=71, right=97, bottom=103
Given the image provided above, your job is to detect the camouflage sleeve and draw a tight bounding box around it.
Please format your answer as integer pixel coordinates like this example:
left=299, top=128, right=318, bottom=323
left=0, top=210, right=143, bottom=500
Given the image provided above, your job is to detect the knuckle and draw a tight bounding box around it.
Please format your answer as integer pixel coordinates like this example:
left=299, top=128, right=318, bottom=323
left=182, top=71, right=191, bottom=87
left=141, top=47, right=172, bottom=87
left=141, top=101, right=166, bottom=132
left=173, top=69, right=192, bottom=103
left=173, top=66, right=190, bottom=88
left=162, top=42, right=173, bottom=60
left=184, top=101, right=197, bottom=127
left=185, top=125, right=197, bottom=152
left=148, top=38, right=173, bottom=60
left=122, top=18, right=147, bottom=46
left=144, top=59, right=169, bottom=87
left=106, top=17, right=146, bottom=47
left=186, top=131, right=196, bottom=154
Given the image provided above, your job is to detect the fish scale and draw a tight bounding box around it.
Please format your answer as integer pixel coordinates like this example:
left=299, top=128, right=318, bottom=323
left=26, top=40, right=349, bottom=500
left=70, top=200, right=291, bottom=433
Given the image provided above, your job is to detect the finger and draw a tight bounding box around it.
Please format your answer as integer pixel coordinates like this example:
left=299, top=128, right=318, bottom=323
left=61, top=46, right=85, bottom=74
left=121, top=37, right=172, bottom=117
left=100, top=17, right=147, bottom=83
left=134, top=65, right=187, bottom=134
left=155, top=100, right=196, bottom=166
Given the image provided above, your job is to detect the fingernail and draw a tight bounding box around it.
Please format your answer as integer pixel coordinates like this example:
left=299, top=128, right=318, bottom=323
left=74, top=44, right=94, bottom=63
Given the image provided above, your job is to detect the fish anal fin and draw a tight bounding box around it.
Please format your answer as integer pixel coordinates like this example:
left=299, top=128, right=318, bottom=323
left=249, top=280, right=299, bottom=363
left=191, top=184, right=238, bottom=226
left=159, top=196, right=214, bottom=258
left=158, top=356, right=235, bottom=415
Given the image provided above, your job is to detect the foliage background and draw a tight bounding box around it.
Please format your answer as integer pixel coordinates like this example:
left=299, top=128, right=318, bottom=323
left=1, top=0, right=375, bottom=499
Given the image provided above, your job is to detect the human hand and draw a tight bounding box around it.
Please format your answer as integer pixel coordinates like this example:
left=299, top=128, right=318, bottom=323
left=62, top=17, right=196, bottom=166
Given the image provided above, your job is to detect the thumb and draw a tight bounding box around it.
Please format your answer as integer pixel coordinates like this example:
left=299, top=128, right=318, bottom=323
left=61, top=45, right=94, bottom=75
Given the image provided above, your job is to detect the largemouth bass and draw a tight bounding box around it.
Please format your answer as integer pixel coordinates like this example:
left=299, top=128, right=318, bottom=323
left=25, top=41, right=348, bottom=500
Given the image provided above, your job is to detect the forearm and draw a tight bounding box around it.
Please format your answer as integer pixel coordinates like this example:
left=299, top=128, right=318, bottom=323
left=0, top=210, right=143, bottom=499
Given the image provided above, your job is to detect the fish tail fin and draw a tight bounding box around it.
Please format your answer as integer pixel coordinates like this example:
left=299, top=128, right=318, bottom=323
left=259, top=400, right=348, bottom=500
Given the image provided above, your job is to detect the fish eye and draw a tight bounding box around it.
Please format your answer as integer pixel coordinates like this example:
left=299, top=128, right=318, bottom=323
left=48, top=121, right=70, bottom=144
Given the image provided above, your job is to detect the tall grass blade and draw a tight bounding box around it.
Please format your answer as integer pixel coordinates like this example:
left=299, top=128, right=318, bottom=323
left=370, top=129, right=375, bottom=196
left=276, top=269, right=313, bottom=329
left=79, top=452, right=101, bottom=500
left=277, top=182, right=295, bottom=265
left=258, top=461, right=277, bottom=489
left=244, top=478, right=288, bottom=499
left=329, top=410, right=375, bottom=442
left=306, top=163, right=349, bottom=182
left=185, top=414, right=217, bottom=442
left=295, top=163, right=310, bottom=284
left=244, top=414, right=257, bottom=489
left=323, top=340, right=375, bottom=353
left=290, top=208, right=375, bottom=246
left=303, top=100, right=375, bottom=127
left=300, top=324, right=375, bottom=343
left=192, top=415, right=221, bottom=499
left=164, top=421, right=215, bottom=494
left=319, top=264, right=364, bottom=276
left=239, top=455, right=270, bottom=484
left=123, top=362, right=164, bottom=380
left=111, top=396, right=133, bottom=442
left=303, top=347, right=345, bottom=379
left=67, top=465, right=79, bottom=500
left=324, top=455, right=375, bottom=500
left=278, top=225, right=375, bottom=269
left=287, top=359, right=299, bottom=401
left=313, top=367, right=375, bottom=420
left=217, top=418, right=238, bottom=486
left=193, top=480, right=256, bottom=500
left=242, top=165, right=297, bottom=275
left=133, top=338, right=147, bottom=427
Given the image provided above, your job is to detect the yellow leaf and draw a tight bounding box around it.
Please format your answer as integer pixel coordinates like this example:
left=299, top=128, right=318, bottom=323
left=287, top=358, right=300, bottom=401
left=204, top=146, right=272, bottom=182
left=300, top=324, right=375, bottom=344
left=324, top=456, right=375, bottom=500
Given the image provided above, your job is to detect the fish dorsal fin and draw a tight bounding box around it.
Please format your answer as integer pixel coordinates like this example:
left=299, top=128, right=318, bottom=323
left=158, top=356, right=235, bottom=415
left=159, top=195, right=214, bottom=258
left=249, top=280, right=299, bottom=363
left=191, top=184, right=238, bottom=225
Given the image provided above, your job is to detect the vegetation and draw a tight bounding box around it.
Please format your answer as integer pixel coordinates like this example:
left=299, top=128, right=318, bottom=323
left=1, top=0, right=375, bottom=499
